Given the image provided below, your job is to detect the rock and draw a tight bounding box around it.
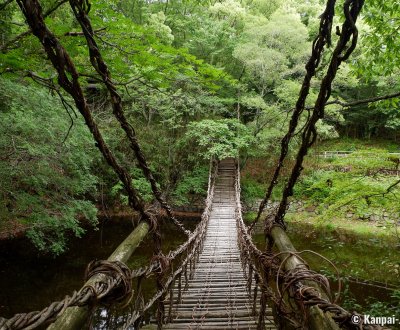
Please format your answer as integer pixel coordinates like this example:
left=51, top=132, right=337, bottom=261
left=370, top=215, right=379, bottom=222
left=305, top=205, right=316, bottom=212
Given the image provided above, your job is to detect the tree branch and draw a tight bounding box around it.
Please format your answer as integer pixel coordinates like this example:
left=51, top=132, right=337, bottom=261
left=95, top=33, right=139, bottom=56
left=25, top=71, right=78, bottom=143
left=69, top=0, right=190, bottom=236
left=305, top=91, right=400, bottom=110
left=327, top=91, right=400, bottom=107
left=64, top=27, right=106, bottom=36
left=366, top=178, right=400, bottom=201
left=16, top=0, right=151, bottom=223
left=334, top=177, right=400, bottom=211
left=1, top=0, right=68, bottom=53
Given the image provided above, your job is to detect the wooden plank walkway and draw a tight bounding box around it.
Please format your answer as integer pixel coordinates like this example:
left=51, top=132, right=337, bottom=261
left=163, top=159, right=276, bottom=329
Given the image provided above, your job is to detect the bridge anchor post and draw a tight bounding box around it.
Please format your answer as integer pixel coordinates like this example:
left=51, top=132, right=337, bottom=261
left=47, top=222, right=150, bottom=330
left=270, top=226, right=340, bottom=330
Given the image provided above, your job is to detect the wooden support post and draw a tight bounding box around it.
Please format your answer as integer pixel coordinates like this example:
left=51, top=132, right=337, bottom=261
left=257, top=292, right=266, bottom=330
left=247, top=265, right=253, bottom=293
left=252, top=274, right=258, bottom=315
left=167, top=279, right=174, bottom=322
left=184, top=264, right=188, bottom=290
left=270, top=226, right=340, bottom=330
left=177, top=272, right=182, bottom=304
left=47, top=222, right=150, bottom=330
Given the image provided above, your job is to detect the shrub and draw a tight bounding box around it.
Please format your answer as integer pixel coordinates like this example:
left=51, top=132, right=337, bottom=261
left=0, top=78, right=99, bottom=254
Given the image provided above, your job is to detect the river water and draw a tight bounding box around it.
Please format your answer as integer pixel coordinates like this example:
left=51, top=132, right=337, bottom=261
left=0, top=215, right=398, bottom=327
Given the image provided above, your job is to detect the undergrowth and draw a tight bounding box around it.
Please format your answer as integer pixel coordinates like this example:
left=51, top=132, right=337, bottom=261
left=242, top=139, right=400, bottom=236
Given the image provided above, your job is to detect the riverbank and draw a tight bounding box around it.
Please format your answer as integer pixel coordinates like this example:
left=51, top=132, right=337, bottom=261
left=0, top=206, right=202, bottom=241
left=285, top=209, right=400, bottom=242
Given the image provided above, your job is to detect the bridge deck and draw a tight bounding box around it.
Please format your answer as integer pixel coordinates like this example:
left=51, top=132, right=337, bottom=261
left=163, top=159, right=276, bottom=329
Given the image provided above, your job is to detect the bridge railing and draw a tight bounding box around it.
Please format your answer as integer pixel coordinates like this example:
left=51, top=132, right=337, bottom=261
left=233, top=159, right=367, bottom=330
left=0, top=159, right=219, bottom=330
left=119, top=158, right=219, bottom=329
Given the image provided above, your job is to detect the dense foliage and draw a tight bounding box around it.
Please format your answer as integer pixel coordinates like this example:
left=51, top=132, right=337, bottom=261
left=0, top=0, right=399, bottom=253
left=0, top=78, right=98, bottom=254
left=296, top=150, right=400, bottom=224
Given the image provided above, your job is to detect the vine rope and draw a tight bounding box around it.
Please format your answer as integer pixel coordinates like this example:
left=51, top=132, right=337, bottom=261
left=235, top=160, right=383, bottom=330
left=0, top=161, right=218, bottom=330
left=274, top=0, right=365, bottom=226
left=2, top=1, right=382, bottom=330
left=69, top=0, right=189, bottom=236
left=249, top=0, right=337, bottom=231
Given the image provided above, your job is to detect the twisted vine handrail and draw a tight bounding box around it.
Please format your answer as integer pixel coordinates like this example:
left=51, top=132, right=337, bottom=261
left=0, top=160, right=218, bottom=330
left=234, top=159, right=384, bottom=330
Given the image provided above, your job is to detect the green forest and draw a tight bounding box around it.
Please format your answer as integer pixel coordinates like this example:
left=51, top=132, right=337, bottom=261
left=0, top=0, right=400, bottom=328
left=1, top=0, right=399, bottom=253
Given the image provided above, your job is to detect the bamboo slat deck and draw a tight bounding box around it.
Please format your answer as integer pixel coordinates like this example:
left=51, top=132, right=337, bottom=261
left=163, top=159, right=276, bottom=330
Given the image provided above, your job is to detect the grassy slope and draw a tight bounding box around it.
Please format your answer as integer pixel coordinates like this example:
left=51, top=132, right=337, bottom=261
left=242, top=138, right=400, bottom=237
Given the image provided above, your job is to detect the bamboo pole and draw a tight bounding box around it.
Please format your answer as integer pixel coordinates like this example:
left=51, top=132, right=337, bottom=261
left=47, top=221, right=150, bottom=330
left=270, top=226, right=339, bottom=330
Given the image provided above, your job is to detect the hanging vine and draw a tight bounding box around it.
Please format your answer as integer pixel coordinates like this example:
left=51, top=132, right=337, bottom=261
left=273, top=0, right=365, bottom=227
left=15, top=0, right=154, bottom=227
left=248, top=0, right=337, bottom=231
left=68, top=0, right=190, bottom=236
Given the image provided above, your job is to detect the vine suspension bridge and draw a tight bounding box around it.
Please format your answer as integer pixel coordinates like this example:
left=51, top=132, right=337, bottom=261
left=0, top=159, right=379, bottom=330
left=0, top=0, right=381, bottom=328
left=162, top=159, right=275, bottom=330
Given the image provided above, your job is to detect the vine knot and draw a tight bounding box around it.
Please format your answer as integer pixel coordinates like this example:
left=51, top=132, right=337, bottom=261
left=84, top=260, right=133, bottom=307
